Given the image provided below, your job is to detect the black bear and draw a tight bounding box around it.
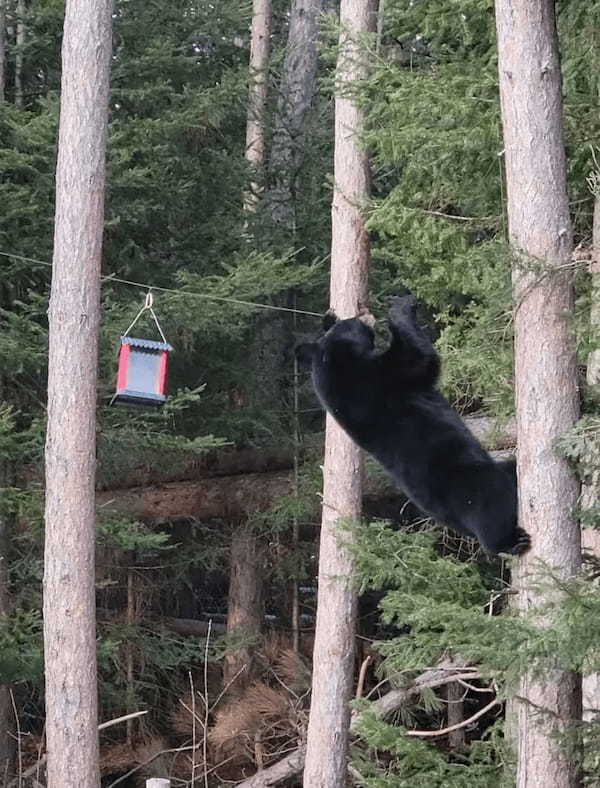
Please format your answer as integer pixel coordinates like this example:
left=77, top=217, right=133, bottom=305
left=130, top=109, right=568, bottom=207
left=296, top=295, right=530, bottom=556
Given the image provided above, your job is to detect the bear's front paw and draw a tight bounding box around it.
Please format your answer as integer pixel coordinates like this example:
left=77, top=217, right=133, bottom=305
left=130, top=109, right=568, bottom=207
left=323, top=310, right=338, bottom=332
left=389, top=294, right=417, bottom=324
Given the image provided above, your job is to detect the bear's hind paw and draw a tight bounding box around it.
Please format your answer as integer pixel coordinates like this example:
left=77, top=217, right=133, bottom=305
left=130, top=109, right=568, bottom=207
left=503, top=528, right=531, bottom=556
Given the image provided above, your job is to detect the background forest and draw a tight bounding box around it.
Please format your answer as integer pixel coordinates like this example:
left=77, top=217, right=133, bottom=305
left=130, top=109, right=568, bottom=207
left=1, top=0, right=599, bottom=785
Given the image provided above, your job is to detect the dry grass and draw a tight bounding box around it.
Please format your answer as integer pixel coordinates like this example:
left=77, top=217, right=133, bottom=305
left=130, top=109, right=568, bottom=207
left=209, top=681, right=303, bottom=766
left=169, top=634, right=311, bottom=773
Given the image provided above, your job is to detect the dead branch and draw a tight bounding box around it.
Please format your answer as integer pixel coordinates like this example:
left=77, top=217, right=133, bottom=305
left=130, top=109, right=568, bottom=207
left=233, top=745, right=307, bottom=788
left=98, top=710, right=149, bottom=731
left=235, top=656, right=479, bottom=788
left=8, top=711, right=148, bottom=787
left=405, top=696, right=500, bottom=738
left=355, top=656, right=372, bottom=699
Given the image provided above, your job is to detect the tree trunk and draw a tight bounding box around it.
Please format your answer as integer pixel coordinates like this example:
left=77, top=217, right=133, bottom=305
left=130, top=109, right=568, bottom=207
left=446, top=681, right=466, bottom=752
left=0, top=0, right=6, bottom=103
left=495, top=3, right=582, bottom=787
left=14, top=0, right=23, bottom=108
left=580, top=189, right=600, bottom=514
left=303, top=1, right=375, bottom=784
left=268, top=0, right=323, bottom=233
left=43, top=0, right=112, bottom=786
left=244, top=0, right=271, bottom=212
left=248, top=0, right=324, bottom=439
left=586, top=190, right=600, bottom=387
left=223, top=522, right=264, bottom=692
left=0, top=465, right=14, bottom=780
left=125, top=565, right=137, bottom=746
left=581, top=188, right=600, bottom=722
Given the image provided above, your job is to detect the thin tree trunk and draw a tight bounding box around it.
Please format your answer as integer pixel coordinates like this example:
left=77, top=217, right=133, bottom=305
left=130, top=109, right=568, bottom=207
left=223, top=522, right=264, bottom=692
left=303, top=1, right=375, bottom=784
left=291, top=348, right=301, bottom=653
left=586, top=190, right=600, bottom=387
left=0, top=0, right=6, bottom=103
left=14, top=0, right=23, bottom=108
left=0, top=464, right=14, bottom=781
left=446, top=681, right=466, bottom=751
left=125, top=566, right=136, bottom=747
left=43, top=0, right=112, bottom=785
left=244, top=0, right=271, bottom=211
left=495, top=2, right=582, bottom=787
left=581, top=188, right=600, bottom=721
left=248, top=0, right=323, bottom=431
left=268, top=0, right=323, bottom=233
left=247, top=0, right=323, bottom=638
left=376, top=0, right=385, bottom=55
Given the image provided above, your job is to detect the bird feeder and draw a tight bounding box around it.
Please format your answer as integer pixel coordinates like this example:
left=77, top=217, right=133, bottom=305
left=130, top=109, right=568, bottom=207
left=113, top=336, right=173, bottom=405
left=112, top=292, right=173, bottom=406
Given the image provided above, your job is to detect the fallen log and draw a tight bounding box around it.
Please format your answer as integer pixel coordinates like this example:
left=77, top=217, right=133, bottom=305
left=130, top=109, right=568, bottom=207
left=161, top=617, right=226, bottom=636
left=97, top=471, right=295, bottom=522
left=95, top=416, right=515, bottom=492
left=96, top=434, right=324, bottom=491
left=97, top=449, right=513, bottom=523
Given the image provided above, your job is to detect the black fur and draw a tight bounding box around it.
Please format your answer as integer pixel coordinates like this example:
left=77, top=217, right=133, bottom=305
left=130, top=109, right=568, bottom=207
left=296, top=296, right=529, bottom=556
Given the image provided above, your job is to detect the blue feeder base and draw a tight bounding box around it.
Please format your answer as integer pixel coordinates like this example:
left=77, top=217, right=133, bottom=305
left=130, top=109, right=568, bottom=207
left=112, top=388, right=167, bottom=407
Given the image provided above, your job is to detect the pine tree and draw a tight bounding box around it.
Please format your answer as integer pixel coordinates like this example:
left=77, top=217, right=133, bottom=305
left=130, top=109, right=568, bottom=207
left=43, top=0, right=112, bottom=784
left=303, top=0, right=376, bottom=783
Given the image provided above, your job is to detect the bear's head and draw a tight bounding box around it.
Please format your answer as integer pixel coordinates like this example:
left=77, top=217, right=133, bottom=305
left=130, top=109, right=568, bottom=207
left=295, top=310, right=376, bottom=368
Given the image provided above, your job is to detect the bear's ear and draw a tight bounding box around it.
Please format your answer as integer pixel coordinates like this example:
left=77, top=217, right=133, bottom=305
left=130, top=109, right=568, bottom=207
left=323, top=310, right=338, bottom=332
left=295, top=342, right=317, bottom=367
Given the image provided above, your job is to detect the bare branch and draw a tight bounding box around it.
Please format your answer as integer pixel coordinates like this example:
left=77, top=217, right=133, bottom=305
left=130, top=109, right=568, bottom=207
left=405, top=697, right=500, bottom=738
left=235, top=657, right=478, bottom=788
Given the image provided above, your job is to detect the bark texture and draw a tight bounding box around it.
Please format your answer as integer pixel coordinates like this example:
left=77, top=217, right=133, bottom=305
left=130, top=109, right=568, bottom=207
left=244, top=0, right=271, bottom=211
left=582, top=194, right=600, bottom=721
left=248, top=0, right=323, bottom=436
left=0, top=465, right=14, bottom=780
left=0, top=0, right=6, bottom=103
left=495, top=2, right=581, bottom=786
left=96, top=471, right=295, bottom=521
left=446, top=681, right=466, bottom=751
left=223, top=522, right=264, bottom=691
left=268, top=0, right=323, bottom=231
left=14, top=0, right=23, bottom=107
left=586, top=192, right=600, bottom=386
left=43, top=1, right=112, bottom=786
left=580, top=191, right=600, bottom=513
left=303, top=2, right=376, bottom=784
